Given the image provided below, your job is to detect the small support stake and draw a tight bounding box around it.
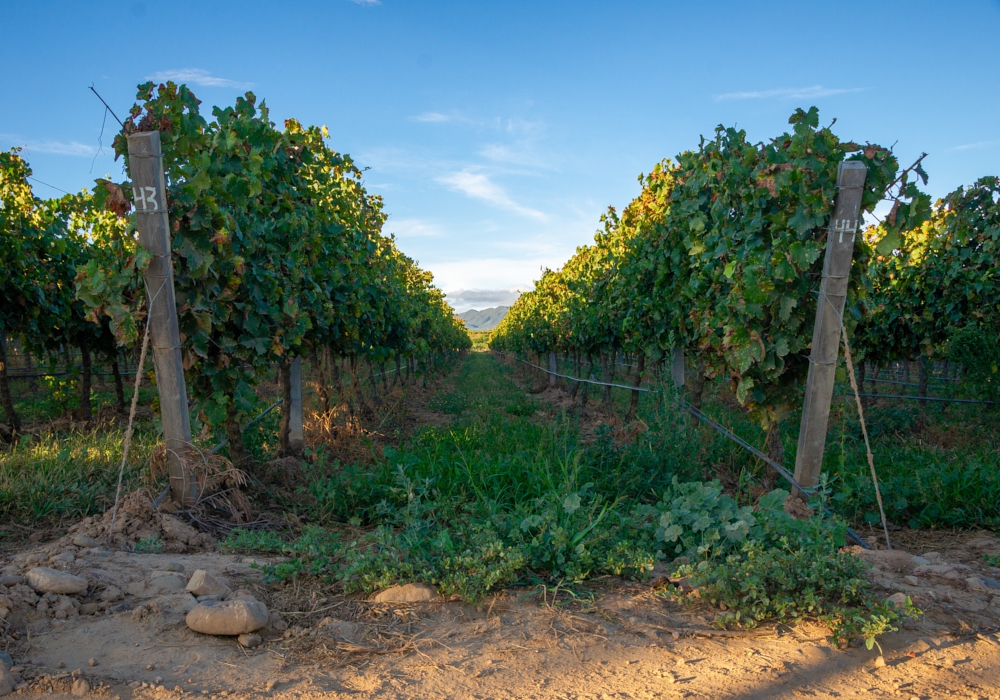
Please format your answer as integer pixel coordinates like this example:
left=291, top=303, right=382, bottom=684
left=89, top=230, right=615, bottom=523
left=671, top=347, right=685, bottom=388
left=793, top=161, right=868, bottom=497
left=127, top=130, right=195, bottom=506
left=289, top=356, right=304, bottom=455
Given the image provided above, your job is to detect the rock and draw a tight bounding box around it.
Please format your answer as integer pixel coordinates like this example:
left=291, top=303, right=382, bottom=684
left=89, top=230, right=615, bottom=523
left=100, top=585, right=123, bottom=602
left=0, top=667, right=14, bottom=696
left=0, top=652, right=10, bottom=670
left=966, top=577, right=988, bottom=591
left=0, top=576, right=24, bottom=587
left=237, top=633, right=262, bottom=648
left=88, top=658, right=97, bottom=667
left=372, top=582, right=441, bottom=603
left=80, top=603, right=100, bottom=615
left=982, top=577, right=1000, bottom=590
left=230, top=590, right=258, bottom=601
left=268, top=612, right=287, bottom=633
left=186, top=599, right=269, bottom=636
left=910, top=556, right=931, bottom=566
left=148, top=575, right=186, bottom=594
left=874, top=655, right=886, bottom=668
left=71, top=678, right=90, bottom=696
left=72, top=535, right=100, bottom=549
left=196, top=594, right=223, bottom=602
left=25, top=568, right=88, bottom=595
left=922, top=552, right=943, bottom=563
left=991, top=597, right=1000, bottom=608
left=887, top=593, right=908, bottom=608
left=155, top=593, right=199, bottom=615
left=51, top=552, right=75, bottom=564
left=164, top=562, right=185, bottom=573
left=186, top=570, right=231, bottom=598
left=904, top=575, right=920, bottom=586
left=125, top=581, right=146, bottom=596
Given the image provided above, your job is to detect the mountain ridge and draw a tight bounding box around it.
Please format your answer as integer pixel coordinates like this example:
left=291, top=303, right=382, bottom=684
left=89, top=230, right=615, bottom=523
left=456, top=306, right=509, bottom=331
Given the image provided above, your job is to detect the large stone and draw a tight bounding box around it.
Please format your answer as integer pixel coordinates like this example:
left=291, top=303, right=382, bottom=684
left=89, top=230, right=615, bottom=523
left=0, top=651, right=10, bottom=670
left=887, top=592, right=908, bottom=608
left=25, top=568, right=88, bottom=595
left=372, top=583, right=440, bottom=604
left=185, top=570, right=231, bottom=598
left=0, top=576, right=24, bottom=587
left=71, top=678, right=89, bottom=697
left=186, top=599, right=269, bottom=636
left=72, top=535, right=100, bottom=549
left=148, top=575, right=186, bottom=594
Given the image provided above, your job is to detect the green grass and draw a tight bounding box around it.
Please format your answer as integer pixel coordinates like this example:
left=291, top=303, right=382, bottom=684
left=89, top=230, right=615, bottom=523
left=0, top=422, right=160, bottom=525
left=236, top=353, right=910, bottom=646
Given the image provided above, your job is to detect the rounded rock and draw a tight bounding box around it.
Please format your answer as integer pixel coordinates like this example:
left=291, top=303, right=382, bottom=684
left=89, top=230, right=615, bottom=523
left=71, top=679, right=90, bottom=697
left=72, top=535, right=100, bottom=549
left=186, top=599, right=270, bottom=636
left=237, top=633, right=262, bottom=648
left=25, top=568, right=88, bottom=595
left=372, top=582, right=440, bottom=603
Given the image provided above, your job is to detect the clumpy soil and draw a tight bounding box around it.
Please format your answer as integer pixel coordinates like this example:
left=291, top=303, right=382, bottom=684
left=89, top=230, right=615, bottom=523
left=1, top=531, right=999, bottom=700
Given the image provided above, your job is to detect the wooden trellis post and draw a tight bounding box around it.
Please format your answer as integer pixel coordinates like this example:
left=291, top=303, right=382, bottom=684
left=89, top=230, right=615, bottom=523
left=127, top=130, right=196, bottom=506
left=793, top=161, right=868, bottom=497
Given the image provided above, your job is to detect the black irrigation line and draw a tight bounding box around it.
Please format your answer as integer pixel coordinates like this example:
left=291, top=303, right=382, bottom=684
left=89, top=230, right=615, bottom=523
left=6, top=371, right=138, bottom=379
left=495, top=350, right=873, bottom=550
left=152, top=365, right=412, bottom=506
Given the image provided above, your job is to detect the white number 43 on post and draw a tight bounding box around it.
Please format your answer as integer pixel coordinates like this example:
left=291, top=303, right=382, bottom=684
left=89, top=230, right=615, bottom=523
left=134, top=186, right=159, bottom=211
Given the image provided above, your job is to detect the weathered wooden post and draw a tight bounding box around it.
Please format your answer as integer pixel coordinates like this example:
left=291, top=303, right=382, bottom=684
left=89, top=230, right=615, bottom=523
left=671, top=347, right=685, bottom=388
left=127, top=130, right=196, bottom=506
left=548, top=351, right=557, bottom=387
left=793, top=161, right=868, bottom=497
left=289, top=356, right=305, bottom=454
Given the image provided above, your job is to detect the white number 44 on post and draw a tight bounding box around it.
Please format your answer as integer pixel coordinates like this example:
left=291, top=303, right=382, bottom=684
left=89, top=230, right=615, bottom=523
left=134, top=186, right=159, bottom=211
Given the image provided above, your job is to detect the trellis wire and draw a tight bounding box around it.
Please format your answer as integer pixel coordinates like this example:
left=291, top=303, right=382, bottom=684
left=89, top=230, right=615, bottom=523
left=494, top=350, right=871, bottom=550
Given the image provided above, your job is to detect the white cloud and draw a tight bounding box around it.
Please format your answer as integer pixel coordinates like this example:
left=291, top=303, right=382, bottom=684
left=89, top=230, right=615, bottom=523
left=348, top=0, right=380, bottom=4
left=478, top=143, right=549, bottom=169
left=146, top=69, right=253, bottom=89
left=413, top=112, right=452, bottom=123
left=387, top=217, right=443, bottom=238
left=716, top=85, right=865, bottom=101
left=436, top=170, right=547, bottom=221
left=950, top=139, right=1000, bottom=151
left=444, top=287, right=528, bottom=312
left=5, top=137, right=97, bottom=156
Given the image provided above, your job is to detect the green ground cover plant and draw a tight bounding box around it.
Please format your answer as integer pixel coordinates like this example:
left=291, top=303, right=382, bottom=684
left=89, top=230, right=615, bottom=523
left=222, top=353, right=912, bottom=646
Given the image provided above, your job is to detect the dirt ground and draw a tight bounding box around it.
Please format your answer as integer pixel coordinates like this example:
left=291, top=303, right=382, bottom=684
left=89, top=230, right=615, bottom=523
left=3, top=357, right=1000, bottom=699
left=1, top=533, right=999, bottom=700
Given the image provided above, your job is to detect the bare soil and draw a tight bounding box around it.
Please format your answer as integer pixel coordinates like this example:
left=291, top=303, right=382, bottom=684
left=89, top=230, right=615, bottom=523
left=1, top=534, right=999, bottom=700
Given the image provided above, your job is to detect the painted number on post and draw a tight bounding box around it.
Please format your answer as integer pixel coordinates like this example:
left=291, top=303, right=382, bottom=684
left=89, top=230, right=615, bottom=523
left=830, top=218, right=858, bottom=243
left=134, top=186, right=159, bottom=211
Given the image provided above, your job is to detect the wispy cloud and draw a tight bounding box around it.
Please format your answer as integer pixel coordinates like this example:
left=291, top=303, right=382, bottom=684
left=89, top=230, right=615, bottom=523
left=413, top=112, right=453, bottom=123
left=437, top=170, right=547, bottom=221
left=387, top=217, right=443, bottom=238
left=146, top=68, right=253, bottom=89
left=348, top=0, right=380, bottom=4
left=2, top=136, right=97, bottom=156
left=950, top=139, right=1000, bottom=151
left=445, top=287, right=527, bottom=311
left=478, top=143, right=549, bottom=169
left=716, top=85, right=864, bottom=101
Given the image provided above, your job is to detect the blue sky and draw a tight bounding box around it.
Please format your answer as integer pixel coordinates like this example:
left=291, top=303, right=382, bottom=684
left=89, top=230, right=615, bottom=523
left=3, top=1, right=999, bottom=311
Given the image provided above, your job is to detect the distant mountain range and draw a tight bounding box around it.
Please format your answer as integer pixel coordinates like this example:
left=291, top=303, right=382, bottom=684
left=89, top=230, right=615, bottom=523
left=457, top=306, right=509, bottom=331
